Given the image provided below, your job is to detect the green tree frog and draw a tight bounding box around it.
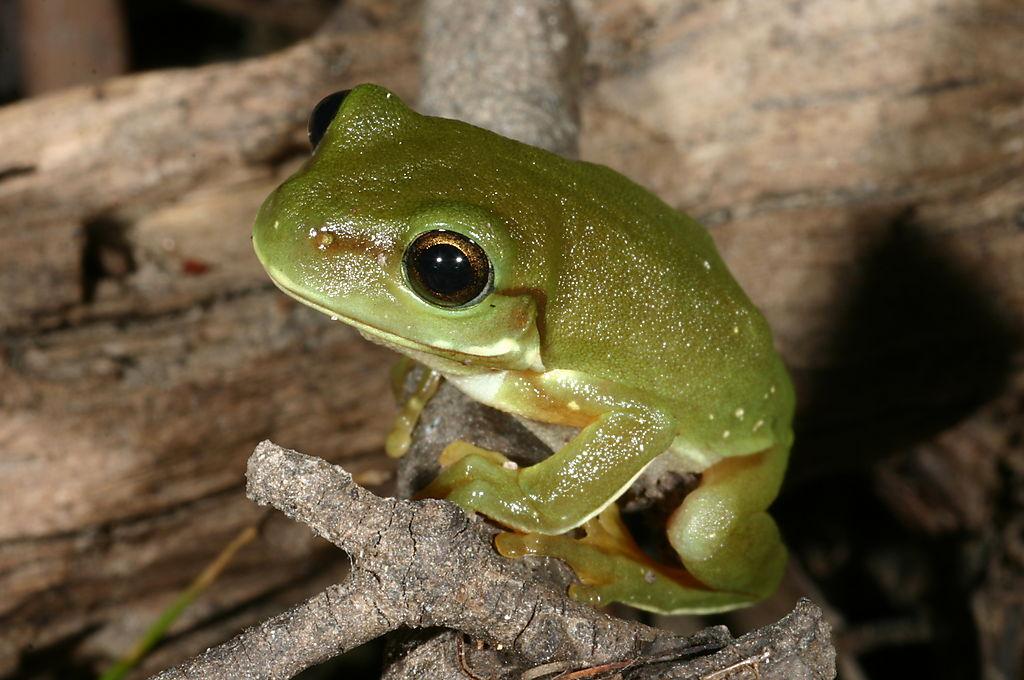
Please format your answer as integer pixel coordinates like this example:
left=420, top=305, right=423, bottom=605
left=253, top=84, right=794, bottom=613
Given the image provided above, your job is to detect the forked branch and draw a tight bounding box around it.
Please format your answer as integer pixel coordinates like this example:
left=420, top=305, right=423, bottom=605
left=150, top=442, right=835, bottom=679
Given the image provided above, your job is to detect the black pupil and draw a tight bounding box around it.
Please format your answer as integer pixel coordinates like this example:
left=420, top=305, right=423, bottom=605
left=416, top=243, right=474, bottom=296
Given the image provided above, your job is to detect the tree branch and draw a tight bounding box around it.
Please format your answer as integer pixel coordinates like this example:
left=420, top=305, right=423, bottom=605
left=150, top=442, right=834, bottom=679
left=151, top=575, right=393, bottom=680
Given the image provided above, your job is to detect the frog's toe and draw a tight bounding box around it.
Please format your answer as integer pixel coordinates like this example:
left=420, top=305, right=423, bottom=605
left=496, top=529, right=666, bottom=610
left=419, top=451, right=548, bottom=530
left=417, top=450, right=505, bottom=499
left=442, top=477, right=535, bottom=527
left=497, top=531, right=618, bottom=582
left=497, top=538, right=613, bottom=608
left=438, top=440, right=512, bottom=468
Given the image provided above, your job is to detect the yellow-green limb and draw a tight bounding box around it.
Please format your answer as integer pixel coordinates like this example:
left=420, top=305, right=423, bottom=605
left=385, top=365, right=441, bottom=458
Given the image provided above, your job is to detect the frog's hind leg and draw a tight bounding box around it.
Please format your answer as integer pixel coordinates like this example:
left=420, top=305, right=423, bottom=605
left=497, top=504, right=757, bottom=613
left=497, top=441, right=789, bottom=614
left=668, top=440, right=788, bottom=602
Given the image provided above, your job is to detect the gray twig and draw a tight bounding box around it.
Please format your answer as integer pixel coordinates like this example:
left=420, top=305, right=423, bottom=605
left=150, top=442, right=835, bottom=679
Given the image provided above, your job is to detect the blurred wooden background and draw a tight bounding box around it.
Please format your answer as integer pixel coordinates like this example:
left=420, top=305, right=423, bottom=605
left=0, top=1, right=1021, bottom=678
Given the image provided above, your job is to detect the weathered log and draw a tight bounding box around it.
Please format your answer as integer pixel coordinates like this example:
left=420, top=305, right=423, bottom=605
left=0, top=12, right=418, bottom=677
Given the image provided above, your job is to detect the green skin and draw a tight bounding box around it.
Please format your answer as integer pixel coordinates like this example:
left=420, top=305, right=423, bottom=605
left=253, top=84, right=795, bottom=614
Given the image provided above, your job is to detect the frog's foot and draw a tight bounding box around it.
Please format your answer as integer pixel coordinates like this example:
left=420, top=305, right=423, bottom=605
left=416, top=441, right=552, bottom=531
left=384, top=364, right=441, bottom=459
left=496, top=505, right=758, bottom=614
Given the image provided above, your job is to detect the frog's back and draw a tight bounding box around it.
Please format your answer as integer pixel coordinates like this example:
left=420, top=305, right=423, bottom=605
left=538, top=158, right=793, bottom=455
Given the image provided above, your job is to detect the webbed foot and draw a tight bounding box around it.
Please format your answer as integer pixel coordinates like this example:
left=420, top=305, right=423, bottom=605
left=416, top=441, right=549, bottom=531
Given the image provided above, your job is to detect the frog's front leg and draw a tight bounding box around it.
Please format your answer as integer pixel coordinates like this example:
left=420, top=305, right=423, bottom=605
left=385, top=362, right=441, bottom=458
left=420, top=402, right=677, bottom=534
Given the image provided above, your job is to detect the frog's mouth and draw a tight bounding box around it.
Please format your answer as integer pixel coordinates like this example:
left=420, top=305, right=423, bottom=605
left=262, top=270, right=518, bottom=376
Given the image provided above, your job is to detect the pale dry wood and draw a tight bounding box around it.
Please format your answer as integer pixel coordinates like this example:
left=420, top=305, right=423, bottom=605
left=0, top=12, right=419, bottom=677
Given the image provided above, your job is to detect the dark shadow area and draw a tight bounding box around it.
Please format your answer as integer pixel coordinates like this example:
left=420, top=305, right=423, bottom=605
left=0, top=0, right=18, bottom=105
left=777, top=470, right=980, bottom=679
left=12, top=627, right=99, bottom=680
left=294, top=638, right=384, bottom=680
left=792, top=206, right=1017, bottom=478
left=80, top=214, right=137, bottom=304
left=775, top=207, right=1019, bottom=678
left=123, top=1, right=256, bottom=71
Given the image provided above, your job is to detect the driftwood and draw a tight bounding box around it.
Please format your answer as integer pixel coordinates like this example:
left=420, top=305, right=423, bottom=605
left=1, top=0, right=1023, bottom=677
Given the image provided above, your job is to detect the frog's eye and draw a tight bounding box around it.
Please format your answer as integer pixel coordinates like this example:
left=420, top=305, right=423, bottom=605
left=404, top=230, right=493, bottom=308
left=308, top=89, right=351, bottom=149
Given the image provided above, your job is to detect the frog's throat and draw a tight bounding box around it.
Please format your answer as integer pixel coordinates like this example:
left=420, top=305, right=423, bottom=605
left=264, top=275, right=535, bottom=376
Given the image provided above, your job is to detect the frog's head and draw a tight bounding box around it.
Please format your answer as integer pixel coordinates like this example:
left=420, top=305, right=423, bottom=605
left=253, top=84, right=550, bottom=375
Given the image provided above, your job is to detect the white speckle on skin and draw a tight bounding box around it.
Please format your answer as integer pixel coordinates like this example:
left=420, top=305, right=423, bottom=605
left=502, top=460, right=518, bottom=471
left=733, top=325, right=740, bottom=334
left=753, top=419, right=765, bottom=432
left=735, top=408, right=745, bottom=419
left=703, top=260, right=711, bottom=270
left=723, top=430, right=731, bottom=439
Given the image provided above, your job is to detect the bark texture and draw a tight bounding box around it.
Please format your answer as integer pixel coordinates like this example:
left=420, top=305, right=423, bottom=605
left=151, top=442, right=834, bottom=680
